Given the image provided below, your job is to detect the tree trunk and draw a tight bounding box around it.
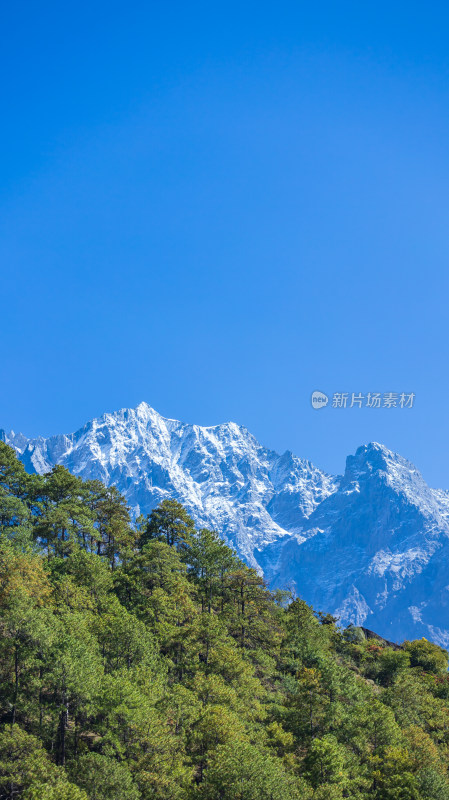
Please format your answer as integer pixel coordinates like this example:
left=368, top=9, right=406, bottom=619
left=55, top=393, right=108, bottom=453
left=11, top=644, right=19, bottom=726
left=59, top=694, right=68, bottom=766
left=39, top=667, right=43, bottom=733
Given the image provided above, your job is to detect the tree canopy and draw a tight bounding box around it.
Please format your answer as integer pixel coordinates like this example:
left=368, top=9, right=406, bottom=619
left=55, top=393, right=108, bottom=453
left=1, top=440, right=449, bottom=799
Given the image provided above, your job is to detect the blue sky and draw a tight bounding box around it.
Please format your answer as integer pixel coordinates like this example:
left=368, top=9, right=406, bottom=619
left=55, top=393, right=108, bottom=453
left=1, top=1, right=449, bottom=486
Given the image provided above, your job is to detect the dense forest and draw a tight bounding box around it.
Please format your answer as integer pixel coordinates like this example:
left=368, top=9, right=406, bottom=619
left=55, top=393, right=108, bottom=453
left=1, top=441, right=449, bottom=799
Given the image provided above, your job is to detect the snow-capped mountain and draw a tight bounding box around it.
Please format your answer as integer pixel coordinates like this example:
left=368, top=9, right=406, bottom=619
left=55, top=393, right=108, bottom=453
left=1, top=402, right=336, bottom=567
left=3, top=403, right=449, bottom=645
left=263, top=443, right=449, bottom=645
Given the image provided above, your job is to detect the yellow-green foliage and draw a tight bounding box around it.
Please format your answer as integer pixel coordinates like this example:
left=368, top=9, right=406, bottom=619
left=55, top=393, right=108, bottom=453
left=1, top=441, right=449, bottom=799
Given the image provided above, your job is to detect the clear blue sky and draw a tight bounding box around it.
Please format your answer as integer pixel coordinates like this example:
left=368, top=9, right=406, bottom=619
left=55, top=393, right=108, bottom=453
left=1, top=1, right=449, bottom=487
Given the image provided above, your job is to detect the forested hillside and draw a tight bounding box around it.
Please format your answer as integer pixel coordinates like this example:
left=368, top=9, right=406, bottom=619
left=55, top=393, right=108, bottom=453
left=1, top=440, right=449, bottom=800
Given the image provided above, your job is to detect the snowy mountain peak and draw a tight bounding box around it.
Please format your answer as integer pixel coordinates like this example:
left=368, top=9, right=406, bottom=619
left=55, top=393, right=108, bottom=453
left=136, top=400, right=153, bottom=414
left=4, top=405, right=449, bottom=645
left=344, top=442, right=436, bottom=512
left=267, top=439, right=449, bottom=645
left=4, top=404, right=336, bottom=568
left=346, top=442, right=405, bottom=476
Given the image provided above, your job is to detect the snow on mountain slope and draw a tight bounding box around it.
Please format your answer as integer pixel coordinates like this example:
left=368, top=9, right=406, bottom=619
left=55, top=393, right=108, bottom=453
left=4, top=406, right=449, bottom=645
left=266, top=443, right=449, bottom=645
left=2, top=402, right=337, bottom=568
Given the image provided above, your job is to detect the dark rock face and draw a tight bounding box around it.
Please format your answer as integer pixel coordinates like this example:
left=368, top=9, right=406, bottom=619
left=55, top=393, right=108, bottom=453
left=268, top=443, right=449, bottom=645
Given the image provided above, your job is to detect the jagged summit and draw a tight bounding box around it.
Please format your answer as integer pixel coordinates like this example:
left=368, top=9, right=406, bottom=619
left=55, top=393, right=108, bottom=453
left=346, top=441, right=412, bottom=477
left=4, top=404, right=449, bottom=645
left=268, top=437, right=449, bottom=645
left=343, top=441, right=436, bottom=511
left=4, top=403, right=336, bottom=568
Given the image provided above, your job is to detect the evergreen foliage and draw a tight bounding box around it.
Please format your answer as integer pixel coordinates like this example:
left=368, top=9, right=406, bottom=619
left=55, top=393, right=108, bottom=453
left=1, top=440, right=449, bottom=798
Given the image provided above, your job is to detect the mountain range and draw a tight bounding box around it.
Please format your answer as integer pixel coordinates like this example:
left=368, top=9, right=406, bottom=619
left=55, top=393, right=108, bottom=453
left=3, top=401, right=449, bottom=646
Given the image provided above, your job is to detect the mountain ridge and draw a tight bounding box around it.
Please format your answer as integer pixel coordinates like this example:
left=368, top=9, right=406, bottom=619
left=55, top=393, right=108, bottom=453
left=1, top=402, right=338, bottom=568
left=3, top=402, right=448, bottom=645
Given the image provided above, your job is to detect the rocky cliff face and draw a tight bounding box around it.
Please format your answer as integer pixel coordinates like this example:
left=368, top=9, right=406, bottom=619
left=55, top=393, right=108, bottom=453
left=265, top=443, right=449, bottom=645
left=4, top=405, right=449, bottom=645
